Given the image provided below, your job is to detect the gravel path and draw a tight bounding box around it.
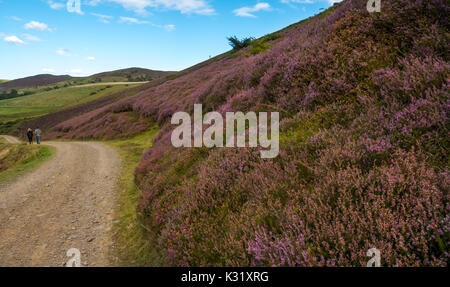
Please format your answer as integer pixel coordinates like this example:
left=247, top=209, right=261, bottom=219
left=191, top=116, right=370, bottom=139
left=0, top=138, right=121, bottom=267
left=0, top=135, right=21, bottom=144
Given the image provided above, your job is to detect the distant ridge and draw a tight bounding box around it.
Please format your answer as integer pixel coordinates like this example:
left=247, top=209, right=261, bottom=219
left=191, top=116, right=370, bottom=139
left=0, top=74, right=73, bottom=92
left=0, top=68, right=176, bottom=92
left=90, top=67, right=175, bottom=80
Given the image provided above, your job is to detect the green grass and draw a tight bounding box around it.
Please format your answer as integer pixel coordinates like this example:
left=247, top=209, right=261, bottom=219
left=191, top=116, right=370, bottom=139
left=248, top=39, right=270, bottom=55
left=0, top=138, right=55, bottom=183
left=0, top=83, right=141, bottom=134
left=0, top=108, right=59, bottom=135
left=0, top=80, right=9, bottom=84
left=0, top=106, right=55, bottom=115
left=41, top=75, right=147, bottom=89
left=0, top=84, right=139, bottom=107
left=80, top=76, right=130, bottom=83
left=105, top=126, right=160, bottom=266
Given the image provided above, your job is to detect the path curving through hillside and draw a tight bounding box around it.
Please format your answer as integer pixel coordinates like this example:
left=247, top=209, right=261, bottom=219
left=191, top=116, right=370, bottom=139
left=0, top=136, right=121, bottom=266
left=1, top=135, right=21, bottom=144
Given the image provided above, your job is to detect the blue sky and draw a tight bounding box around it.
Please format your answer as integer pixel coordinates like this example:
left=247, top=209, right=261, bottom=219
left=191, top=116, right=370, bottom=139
left=0, top=0, right=340, bottom=79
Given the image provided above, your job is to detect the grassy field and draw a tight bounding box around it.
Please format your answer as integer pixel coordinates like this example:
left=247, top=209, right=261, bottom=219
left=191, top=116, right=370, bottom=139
left=74, top=76, right=133, bottom=84
left=1, top=75, right=148, bottom=102
left=0, top=83, right=141, bottom=134
left=70, top=81, right=149, bottom=88
left=0, top=84, right=140, bottom=107
left=105, top=126, right=160, bottom=266
left=0, top=138, right=55, bottom=184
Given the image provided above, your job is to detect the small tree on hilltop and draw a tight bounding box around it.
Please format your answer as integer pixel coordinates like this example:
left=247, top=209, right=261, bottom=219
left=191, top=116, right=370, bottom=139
left=227, top=36, right=254, bottom=51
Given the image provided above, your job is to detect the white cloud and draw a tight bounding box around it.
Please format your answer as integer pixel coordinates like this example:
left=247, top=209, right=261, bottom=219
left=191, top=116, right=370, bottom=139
left=22, top=34, right=41, bottom=41
left=119, top=16, right=149, bottom=24
left=10, top=16, right=23, bottom=21
left=4, top=35, right=25, bottom=45
left=118, top=16, right=175, bottom=31
left=42, top=68, right=55, bottom=73
left=56, top=48, right=71, bottom=56
left=91, top=13, right=113, bottom=23
left=87, top=56, right=96, bottom=61
left=164, top=24, right=175, bottom=31
left=24, top=21, right=52, bottom=31
left=88, top=0, right=215, bottom=15
left=48, top=1, right=65, bottom=10
left=233, top=3, right=271, bottom=18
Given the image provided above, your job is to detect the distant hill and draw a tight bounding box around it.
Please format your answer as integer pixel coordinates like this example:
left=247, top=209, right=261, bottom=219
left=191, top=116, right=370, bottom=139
left=0, top=74, right=73, bottom=92
left=1, top=67, right=176, bottom=134
left=89, top=68, right=175, bottom=82
left=8, top=73, right=176, bottom=136
left=1, top=82, right=144, bottom=134
left=0, top=68, right=175, bottom=93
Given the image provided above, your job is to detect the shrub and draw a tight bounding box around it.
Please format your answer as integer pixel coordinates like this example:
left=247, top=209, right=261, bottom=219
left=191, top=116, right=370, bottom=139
left=228, top=36, right=254, bottom=51
left=249, top=39, right=270, bottom=55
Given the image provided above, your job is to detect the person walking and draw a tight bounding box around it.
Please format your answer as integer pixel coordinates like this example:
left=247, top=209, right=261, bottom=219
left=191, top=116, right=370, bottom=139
left=26, top=128, right=33, bottom=145
left=35, top=127, right=42, bottom=144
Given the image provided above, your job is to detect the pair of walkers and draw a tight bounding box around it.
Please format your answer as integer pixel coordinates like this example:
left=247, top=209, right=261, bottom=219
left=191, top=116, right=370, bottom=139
left=26, top=128, right=42, bottom=145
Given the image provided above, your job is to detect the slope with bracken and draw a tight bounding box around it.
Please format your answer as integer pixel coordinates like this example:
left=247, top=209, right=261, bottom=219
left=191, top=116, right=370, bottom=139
left=45, top=0, right=448, bottom=266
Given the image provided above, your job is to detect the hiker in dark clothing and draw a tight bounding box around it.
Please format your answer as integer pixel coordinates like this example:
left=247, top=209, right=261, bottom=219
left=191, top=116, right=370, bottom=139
left=27, top=128, right=33, bottom=145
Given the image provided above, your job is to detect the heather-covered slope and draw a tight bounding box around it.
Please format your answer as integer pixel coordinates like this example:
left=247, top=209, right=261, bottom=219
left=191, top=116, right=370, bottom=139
left=5, top=68, right=175, bottom=137
left=49, top=0, right=449, bottom=266
left=9, top=83, right=150, bottom=139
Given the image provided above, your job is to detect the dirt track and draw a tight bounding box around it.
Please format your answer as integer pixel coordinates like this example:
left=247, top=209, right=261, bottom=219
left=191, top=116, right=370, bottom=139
left=1, top=135, right=21, bottom=144
left=0, top=137, right=121, bottom=266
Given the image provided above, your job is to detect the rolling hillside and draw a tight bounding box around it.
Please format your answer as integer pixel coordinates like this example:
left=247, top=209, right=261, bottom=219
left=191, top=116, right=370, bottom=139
left=0, top=74, right=73, bottom=92
left=0, top=67, right=176, bottom=134
left=0, top=83, right=143, bottom=134
left=0, top=68, right=175, bottom=93
left=89, top=67, right=176, bottom=83
left=14, top=0, right=450, bottom=266
left=9, top=82, right=155, bottom=138
left=7, top=69, right=184, bottom=138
